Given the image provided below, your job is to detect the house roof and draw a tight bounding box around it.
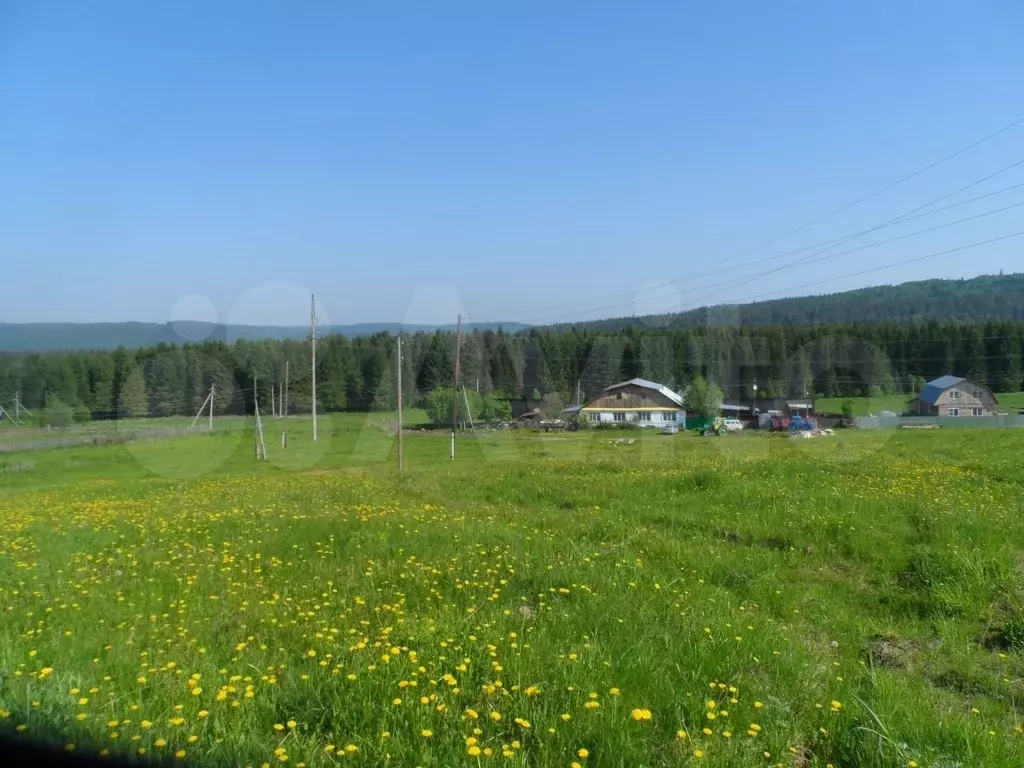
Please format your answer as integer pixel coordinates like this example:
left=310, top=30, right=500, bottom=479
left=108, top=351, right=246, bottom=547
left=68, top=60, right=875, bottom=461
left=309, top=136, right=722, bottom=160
left=720, top=403, right=749, bottom=412
left=604, top=378, right=684, bottom=407
left=919, top=375, right=966, bottom=405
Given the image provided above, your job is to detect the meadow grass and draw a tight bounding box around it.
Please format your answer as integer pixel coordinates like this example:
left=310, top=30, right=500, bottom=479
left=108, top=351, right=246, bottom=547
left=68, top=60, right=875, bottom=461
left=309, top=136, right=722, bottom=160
left=1, top=416, right=1023, bottom=767
left=816, top=391, right=1024, bottom=417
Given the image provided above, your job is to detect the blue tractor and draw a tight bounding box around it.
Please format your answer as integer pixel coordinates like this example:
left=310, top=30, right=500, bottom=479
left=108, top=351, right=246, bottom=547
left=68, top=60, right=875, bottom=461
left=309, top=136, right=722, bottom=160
left=789, top=414, right=816, bottom=432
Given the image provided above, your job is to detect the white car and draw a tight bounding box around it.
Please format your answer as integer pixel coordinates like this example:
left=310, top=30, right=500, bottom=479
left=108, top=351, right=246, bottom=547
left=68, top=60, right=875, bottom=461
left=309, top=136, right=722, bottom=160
left=722, top=418, right=744, bottom=432
left=661, top=423, right=678, bottom=435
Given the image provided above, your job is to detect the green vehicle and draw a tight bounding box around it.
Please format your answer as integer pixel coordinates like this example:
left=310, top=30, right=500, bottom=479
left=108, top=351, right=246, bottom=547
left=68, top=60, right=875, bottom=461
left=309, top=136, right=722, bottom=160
left=702, top=417, right=743, bottom=436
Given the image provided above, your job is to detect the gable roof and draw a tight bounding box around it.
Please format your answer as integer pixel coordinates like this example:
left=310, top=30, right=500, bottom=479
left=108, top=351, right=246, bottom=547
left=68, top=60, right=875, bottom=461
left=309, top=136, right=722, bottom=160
left=604, top=378, right=684, bottom=407
left=919, top=375, right=966, bottom=405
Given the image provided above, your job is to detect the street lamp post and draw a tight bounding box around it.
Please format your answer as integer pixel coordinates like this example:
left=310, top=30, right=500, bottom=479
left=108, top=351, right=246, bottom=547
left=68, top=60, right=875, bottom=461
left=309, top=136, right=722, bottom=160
left=752, top=382, right=758, bottom=425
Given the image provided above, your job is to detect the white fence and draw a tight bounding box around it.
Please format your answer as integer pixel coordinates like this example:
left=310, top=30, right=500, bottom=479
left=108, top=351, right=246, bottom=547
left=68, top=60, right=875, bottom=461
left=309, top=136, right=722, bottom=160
left=854, top=414, right=1024, bottom=430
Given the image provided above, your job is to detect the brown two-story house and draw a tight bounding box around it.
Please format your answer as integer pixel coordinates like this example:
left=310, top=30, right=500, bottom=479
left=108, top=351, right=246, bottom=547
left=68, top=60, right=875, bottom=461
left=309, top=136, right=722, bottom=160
left=906, top=375, right=998, bottom=417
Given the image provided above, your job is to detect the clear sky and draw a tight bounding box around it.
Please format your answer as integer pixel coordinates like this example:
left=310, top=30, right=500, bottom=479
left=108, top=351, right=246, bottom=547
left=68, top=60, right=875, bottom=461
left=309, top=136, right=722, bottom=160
left=2, top=1, right=1023, bottom=326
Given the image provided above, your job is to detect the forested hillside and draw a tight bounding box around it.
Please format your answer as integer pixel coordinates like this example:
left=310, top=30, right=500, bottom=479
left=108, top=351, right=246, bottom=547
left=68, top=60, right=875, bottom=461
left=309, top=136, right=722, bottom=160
left=558, top=272, right=1024, bottom=331
left=0, top=321, right=528, bottom=352
left=1, top=319, right=1021, bottom=422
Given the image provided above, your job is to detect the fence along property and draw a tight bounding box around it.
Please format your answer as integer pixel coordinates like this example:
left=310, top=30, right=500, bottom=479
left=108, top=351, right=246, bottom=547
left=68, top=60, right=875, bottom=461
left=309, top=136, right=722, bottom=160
left=854, top=414, right=1024, bottom=429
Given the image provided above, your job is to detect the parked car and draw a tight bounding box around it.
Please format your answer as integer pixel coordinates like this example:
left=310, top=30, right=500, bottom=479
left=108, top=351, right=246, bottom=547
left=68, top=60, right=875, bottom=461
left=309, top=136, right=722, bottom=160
left=661, top=423, right=678, bottom=435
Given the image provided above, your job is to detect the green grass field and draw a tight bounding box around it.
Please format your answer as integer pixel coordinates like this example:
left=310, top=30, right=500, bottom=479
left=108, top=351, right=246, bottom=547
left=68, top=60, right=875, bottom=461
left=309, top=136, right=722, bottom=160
left=817, top=392, right=1024, bottom=417
left=1, top=416, right=1023, bottom=767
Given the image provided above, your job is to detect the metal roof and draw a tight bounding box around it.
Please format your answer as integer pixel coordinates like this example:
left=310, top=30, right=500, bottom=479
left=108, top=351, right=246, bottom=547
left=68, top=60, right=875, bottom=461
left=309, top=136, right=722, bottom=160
left=604, top=378, right=684, bottom=407
left=918, top=375, right=966, bottom=405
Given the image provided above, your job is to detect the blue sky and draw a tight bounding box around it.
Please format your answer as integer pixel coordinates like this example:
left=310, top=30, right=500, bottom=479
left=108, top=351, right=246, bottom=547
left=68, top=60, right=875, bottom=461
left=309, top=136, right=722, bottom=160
left=2, top=1, right=1023, bottom=326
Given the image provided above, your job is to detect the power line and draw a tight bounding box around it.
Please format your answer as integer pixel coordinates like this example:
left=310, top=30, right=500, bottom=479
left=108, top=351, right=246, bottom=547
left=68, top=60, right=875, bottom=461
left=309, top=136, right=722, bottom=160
left=526, top=195, right=1024, bottom=325
left=519, top=117, right=1024, bottom=321
left=723, top=229, right=1024, bottom=308
left=701, top=114, right=1024, bottom=269
left=623, top=174, right=1024, bottom=300
left=673, top=199, right=1024, bottom=310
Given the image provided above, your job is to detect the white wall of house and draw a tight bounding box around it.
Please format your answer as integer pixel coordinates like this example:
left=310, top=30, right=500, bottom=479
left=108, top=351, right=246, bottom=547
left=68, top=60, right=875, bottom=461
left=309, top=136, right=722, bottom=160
left=584, top=409, right=682, bottom=424
left=931, top=384, right=996, bottom=416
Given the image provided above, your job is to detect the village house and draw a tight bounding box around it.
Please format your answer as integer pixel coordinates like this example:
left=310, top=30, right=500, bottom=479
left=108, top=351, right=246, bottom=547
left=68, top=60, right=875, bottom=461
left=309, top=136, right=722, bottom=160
left=578, top=378, right=684, bottom=426
left=905, top=375, right=998, bottom=417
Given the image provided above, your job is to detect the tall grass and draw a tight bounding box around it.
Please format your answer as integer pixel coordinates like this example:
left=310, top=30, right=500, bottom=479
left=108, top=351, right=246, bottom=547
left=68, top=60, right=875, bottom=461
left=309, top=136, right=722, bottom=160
left=1, top=418, right=1022, bottom=766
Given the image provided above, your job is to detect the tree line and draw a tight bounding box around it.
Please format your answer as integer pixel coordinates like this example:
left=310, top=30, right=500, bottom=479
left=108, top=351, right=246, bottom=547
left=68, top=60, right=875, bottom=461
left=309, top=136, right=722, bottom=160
left=0, top=319, right=1022, bottom=423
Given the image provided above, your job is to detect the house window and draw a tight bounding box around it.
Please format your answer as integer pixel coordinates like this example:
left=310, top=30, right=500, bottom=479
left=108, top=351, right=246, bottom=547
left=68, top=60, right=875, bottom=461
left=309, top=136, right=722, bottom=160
left=948, top=407, right=959, bottom=417
left=638, top=412, right=651, bottom=421
left=588, top=412, right=600, bottom=422
left=950, top=390, right=960, bottom=400
left=663, top=411, right=676, bottom=421
left=612, top=412, right=625, bottom=422
left=972, top=407, right=983, bottom=416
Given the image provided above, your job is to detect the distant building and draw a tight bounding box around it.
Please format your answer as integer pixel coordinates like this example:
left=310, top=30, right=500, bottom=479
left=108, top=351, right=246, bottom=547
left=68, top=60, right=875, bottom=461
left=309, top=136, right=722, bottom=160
left=731, top=397, right=816, bottom=419
left=906, top=375, right=998, bottom=417
left=580, top=378, right=684, bottom=426
left=508, top=397, right=543, bottom=419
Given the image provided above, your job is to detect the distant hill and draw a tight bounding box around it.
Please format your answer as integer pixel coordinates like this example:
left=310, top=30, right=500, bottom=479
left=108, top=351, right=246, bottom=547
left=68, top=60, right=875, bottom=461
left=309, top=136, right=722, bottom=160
left=6, top=273, right=1024, bottom=352
left=551, top=272, right=1024, bottom=331
left=0, top=321, right=529, bottom=352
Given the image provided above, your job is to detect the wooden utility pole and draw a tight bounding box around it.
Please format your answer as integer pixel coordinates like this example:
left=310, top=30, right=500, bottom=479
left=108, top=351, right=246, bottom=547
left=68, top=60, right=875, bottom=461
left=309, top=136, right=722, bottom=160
left=397, top=335, right=404, bottom=474
left=576, top=379, right=581, bottom=407
left=191, top=387, right=213, bottom=429
left=462, top=385, right=476, bottom=434
left=311, top=294, right=318, bottom=442
left=254, top=372, right=267, bottom=460
left=271, top=382, right=276, bottom=418
left=450, top=314, right=463, bottom=460
left=209, top=384, right=214, bottom=431
left=282, top=361, right=289, bottom=447
left=15, top=392, right=32, bottom=423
